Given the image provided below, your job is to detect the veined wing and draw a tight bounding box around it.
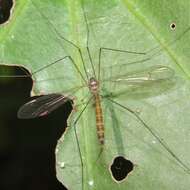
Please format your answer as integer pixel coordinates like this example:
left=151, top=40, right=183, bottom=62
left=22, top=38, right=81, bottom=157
left=101, top=65, right=175, bottom=98
left=102, top=65, right=174, bottom=84
left=18, top=93, right=71, bottom=119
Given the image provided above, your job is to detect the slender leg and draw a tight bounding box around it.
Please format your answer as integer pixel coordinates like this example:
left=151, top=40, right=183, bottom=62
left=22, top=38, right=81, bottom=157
left=79, top=0, right=96, bottom=79
left=30, top=0, right=90, bottom=81
left=98, top=47, right=146, bottom=82
left=31, top=56, right=87, bottom=85
left=107, top=97, right=190, bottom=174
left=72, top=96, right=93, bottom=190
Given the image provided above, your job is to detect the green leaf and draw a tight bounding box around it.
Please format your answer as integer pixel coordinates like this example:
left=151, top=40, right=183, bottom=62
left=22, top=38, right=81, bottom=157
left=0, top=0, right=190, bottom=189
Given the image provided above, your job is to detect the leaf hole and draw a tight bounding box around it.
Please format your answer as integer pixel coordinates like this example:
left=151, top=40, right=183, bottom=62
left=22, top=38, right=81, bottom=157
left=0, top=0, right=14, bottom=25
left=0, top=64, right=32, bottom=96
left=109, top=156, right=134, bottom=183
left=170, top=22, right=176, bottom=30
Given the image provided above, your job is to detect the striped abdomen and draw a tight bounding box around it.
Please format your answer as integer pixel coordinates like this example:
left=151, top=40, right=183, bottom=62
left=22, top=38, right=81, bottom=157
left=94, top=94, right=104, bottom=145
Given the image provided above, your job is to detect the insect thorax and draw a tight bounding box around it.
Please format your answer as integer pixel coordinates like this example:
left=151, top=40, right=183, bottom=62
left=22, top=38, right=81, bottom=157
left=89, top=77, right=99, bottom=94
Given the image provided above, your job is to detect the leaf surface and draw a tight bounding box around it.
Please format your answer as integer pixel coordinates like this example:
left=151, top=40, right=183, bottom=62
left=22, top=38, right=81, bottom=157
left=0, top=0, right=190, bottom=189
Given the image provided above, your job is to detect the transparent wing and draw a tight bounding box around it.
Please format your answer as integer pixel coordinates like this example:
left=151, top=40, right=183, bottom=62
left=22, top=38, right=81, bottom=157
left=101, top=65, right=175, bottom=98
left=103, top=65, right=174, bottom=84
left=18, top=93, right=71, bottom=119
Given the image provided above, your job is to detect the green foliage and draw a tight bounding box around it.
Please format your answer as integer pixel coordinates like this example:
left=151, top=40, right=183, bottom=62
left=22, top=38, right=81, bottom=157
left=0, top=0, right=190, bottom=189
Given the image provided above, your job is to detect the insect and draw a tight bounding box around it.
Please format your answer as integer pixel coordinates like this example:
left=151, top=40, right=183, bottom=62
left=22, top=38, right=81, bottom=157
left=3, top=0, right=190, bottom=189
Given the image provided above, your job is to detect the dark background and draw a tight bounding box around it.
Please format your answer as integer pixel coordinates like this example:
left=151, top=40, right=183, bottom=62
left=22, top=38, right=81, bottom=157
left=0, top=0, right=13, bottom=24
left=0, top=65, right=72, bottom=190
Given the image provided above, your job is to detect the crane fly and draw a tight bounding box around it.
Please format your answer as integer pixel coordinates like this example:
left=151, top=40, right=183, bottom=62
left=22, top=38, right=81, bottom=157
left=2, top=0, right=190, bottom=189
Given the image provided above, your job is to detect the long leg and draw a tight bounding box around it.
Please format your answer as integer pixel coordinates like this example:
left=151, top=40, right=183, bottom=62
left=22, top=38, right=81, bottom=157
left=81, top=1, right=145, bottom=81
left=80, top=0, right=96, bottom=79
left=97, top=24, right=190, bottom=71
left=98, top=47, right=147, bottom=81
left=106, top=97, right=190, bottom=174
left=97, top=21, right=190, bottom=82
left=145, top=26, right=190, bottom=57
left=32, top=56, right=87, bottom=85
left=81, top=0, right=190, bottom=82
left=30, top=0, right=90, bottom=81
left=72, top=96, right=93, bottom=190
left=81, top=0, right=144, bottom=82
